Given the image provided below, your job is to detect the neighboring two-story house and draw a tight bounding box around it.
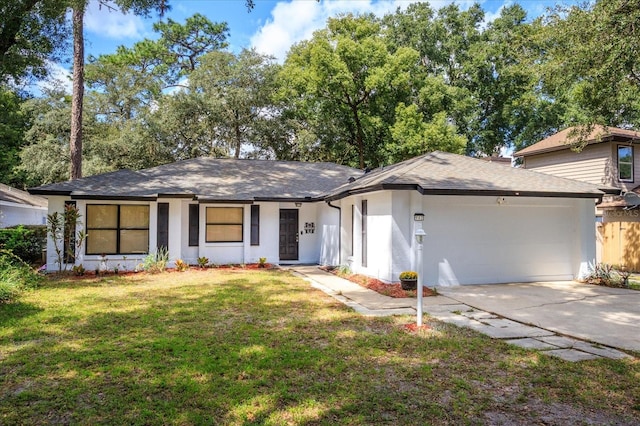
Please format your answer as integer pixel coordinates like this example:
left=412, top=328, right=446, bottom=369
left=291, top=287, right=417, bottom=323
left=514, top=125, right=640, bottom=269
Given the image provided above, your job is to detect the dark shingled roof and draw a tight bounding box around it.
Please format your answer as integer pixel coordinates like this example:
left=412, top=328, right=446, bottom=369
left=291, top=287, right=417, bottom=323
left=29, top=158, right=361, bottom=202
left=324, top=151, right=606, bottom=201
left=29, top=153, right=607, bottom=202
left=0, top=183, right=47, bottom=207
left=514, top=125, right=640, bottom=157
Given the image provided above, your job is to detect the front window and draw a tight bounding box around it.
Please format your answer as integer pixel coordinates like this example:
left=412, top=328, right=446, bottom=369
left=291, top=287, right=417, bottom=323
left=86, top=204, right=149, bottom=255
left=618, top=145, right=633, bottom=182
left=206, top=207, right=243, bottom=242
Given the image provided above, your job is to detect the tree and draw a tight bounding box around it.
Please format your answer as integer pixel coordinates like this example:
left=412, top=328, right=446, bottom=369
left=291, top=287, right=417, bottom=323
left=541, top=0, right=640, bottom=130
left=189, top=49, right=279, bottom=158
left=0, top=0, right=68, bottom=83
left=280, top=14, right=419, bottom=168
left=18, top=87, right=111, bottom=186
left=70, top=3, right=84, bottom=180
left=0, top=88, right=28, bottom=187
left=85, top=13, right=229, bottom=123
left=68, top=0, right=170, bottom=181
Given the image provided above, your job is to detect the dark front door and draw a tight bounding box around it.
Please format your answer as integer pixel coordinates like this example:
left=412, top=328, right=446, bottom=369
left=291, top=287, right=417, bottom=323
left=279, top=209, right=299, bottom=261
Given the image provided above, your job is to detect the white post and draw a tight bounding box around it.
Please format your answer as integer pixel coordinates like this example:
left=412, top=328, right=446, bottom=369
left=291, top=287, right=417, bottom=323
left=416, top=237, right=424, bottom=326
left=414, top=227, right=426, bottom=327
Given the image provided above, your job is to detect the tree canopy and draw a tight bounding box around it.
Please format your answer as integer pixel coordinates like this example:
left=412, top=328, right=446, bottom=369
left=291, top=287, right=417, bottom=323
left=4, top=0, right=640, bottom=187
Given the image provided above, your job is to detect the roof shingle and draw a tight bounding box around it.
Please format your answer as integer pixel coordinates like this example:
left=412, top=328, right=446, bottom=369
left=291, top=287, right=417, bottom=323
left=325, top=151, right=606, bottom=200
left=29, top=158, right=361, bottom=201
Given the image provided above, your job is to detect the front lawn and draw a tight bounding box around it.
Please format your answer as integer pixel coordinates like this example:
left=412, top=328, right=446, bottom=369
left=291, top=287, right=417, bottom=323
left=1, top=269, right=639, bottom=424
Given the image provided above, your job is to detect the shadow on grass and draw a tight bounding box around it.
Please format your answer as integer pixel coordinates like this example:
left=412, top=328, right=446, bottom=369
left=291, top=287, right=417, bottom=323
left=0, top=302, right=43, bottom=327
left=0, top=271, right=638, bottom=425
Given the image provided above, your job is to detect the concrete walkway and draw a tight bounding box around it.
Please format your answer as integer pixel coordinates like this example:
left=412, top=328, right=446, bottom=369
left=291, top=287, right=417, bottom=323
left=290, top=266, right=633, bottom=362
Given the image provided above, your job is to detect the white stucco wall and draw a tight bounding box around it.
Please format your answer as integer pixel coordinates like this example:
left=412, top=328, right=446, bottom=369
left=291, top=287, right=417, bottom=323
left=43, top=198, right=337, bottom=270
left=195, top=201, right=328, bottom=266
left=342, top=191, right=597, bottom=285
left=346, top=191, right=394, bottom=281
left=246, top=202, right=279, bottom=265
left=319, top=202, right=340, bottom=265
left=180, top=201, right=199, bottom=265
left=0, top=202, right=47, bottom=228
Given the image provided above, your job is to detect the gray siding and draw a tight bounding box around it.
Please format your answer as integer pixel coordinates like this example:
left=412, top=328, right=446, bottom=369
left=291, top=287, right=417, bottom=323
left=522, top=142, right=631, bottom=188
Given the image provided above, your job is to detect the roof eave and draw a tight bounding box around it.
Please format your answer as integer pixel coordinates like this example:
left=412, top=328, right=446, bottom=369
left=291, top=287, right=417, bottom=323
left=70, top=194, right=158, bottom=201
left=27, top=189, right=71, bottom=196
left=325, top=183, right=603, bottom=202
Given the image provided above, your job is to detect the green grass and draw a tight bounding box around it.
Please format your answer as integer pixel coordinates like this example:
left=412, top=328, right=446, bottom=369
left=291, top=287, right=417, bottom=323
left=1, top=270, right=639, bottom=425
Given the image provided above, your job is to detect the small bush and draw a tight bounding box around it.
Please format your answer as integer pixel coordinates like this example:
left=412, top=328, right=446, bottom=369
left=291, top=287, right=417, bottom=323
left=175, top=259, right=189, bottom=272
left=0, top=225, right=46, bottom=264
left=0, top=250, right=42, bottom=303
left=337, top=264, right=351, bottom=275
left=197, top=256, right=209, bottom=268
left=258, top=257, right=267, bottom=268
left=141, top=247, right=169, bottom=274
left=584, top=262, right=628, bottom=288
left=72, top=264, right=86, bottom=276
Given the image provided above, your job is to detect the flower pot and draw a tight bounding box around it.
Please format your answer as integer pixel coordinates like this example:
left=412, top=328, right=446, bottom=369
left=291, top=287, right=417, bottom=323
left=400, top=278, right=417, bottom=291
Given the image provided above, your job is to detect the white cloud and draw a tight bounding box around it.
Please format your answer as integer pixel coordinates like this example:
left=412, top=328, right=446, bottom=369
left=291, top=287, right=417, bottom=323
left=250, top=0, right=406, bottom=62
left=34, top=62, right=73, bottom=95
left=84, top=0, right=146, bottom=39
left=250, top=0, right=559, bottom=62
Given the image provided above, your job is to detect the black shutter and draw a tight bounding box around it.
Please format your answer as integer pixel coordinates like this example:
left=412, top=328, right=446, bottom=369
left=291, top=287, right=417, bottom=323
left=250, top=205, right=260, bottom=246
left=157, top=203, right=169, bottom=251
left=361, top=200, right=367, bottom=267
left=189, top=204, right=199, bottom=246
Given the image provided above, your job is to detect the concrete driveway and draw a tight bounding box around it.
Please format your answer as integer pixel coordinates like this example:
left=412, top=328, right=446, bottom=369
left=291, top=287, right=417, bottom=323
left=437, top=281, right=640, bottom=353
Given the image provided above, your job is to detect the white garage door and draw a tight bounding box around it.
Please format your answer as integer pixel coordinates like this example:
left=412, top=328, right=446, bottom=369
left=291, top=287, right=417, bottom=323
left=424, top=196, right=576, bottom=286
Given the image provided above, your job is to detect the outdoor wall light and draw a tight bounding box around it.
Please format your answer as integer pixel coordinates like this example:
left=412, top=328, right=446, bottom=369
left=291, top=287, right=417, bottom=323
left=415, top=228, right=426, bottom=244
left=497, top=197, right=506, bottom=205
left=295, top=202, right=302, bottom=207
left=414, top=213, right=425, bottom=222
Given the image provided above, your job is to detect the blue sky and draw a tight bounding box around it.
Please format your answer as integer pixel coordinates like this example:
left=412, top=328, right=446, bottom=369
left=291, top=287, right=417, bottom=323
left=44, top=0, right=581, bottom=92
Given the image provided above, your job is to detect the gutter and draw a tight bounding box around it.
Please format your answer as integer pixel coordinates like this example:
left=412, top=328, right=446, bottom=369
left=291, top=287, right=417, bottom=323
left=325, top=183, right=605, bottom=203
left=326, top=200, right=341, bottom=265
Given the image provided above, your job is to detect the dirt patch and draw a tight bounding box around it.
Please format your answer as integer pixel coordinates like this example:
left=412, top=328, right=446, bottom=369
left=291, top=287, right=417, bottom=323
left=483, top=398, right=638, bottom=425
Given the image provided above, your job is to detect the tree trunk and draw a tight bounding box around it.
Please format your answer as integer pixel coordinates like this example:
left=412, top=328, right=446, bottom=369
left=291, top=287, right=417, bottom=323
left=351, top=104, right=365, bottom=169
left=234, top=111, right=241, bottom=158
left=70, top=5, right=84, bottom=180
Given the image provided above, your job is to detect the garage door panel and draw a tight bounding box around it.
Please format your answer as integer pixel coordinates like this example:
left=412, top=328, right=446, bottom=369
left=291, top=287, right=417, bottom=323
left=425, top=199, right=575, bottom=285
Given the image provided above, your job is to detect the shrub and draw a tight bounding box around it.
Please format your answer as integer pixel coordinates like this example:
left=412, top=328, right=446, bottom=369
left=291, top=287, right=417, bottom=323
left=0, top=225, right=46, bottom=264
left=141, top=247, right=169, bottom=274
left=197, top=256, right=209, bottom=268
left=0, top=250, right=42, bottom=303
left=258, top=257, right=267, bottom=268
left=72, top=264, right=86, bottom=276
left=337, top=264, right=351, bottom=275
left=584, top=262, right=626, bottom=287
left=175, top=259, right=189, bottom=272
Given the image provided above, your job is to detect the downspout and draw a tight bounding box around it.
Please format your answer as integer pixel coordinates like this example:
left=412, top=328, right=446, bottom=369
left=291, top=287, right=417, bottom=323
left=326, top=201, right=341, bottom=265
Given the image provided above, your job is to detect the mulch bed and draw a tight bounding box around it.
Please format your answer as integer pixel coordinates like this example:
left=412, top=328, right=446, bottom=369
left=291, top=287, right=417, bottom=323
left=403, top=323, right=432, bottom=332
left=320, top=266, right=436, bottom=298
